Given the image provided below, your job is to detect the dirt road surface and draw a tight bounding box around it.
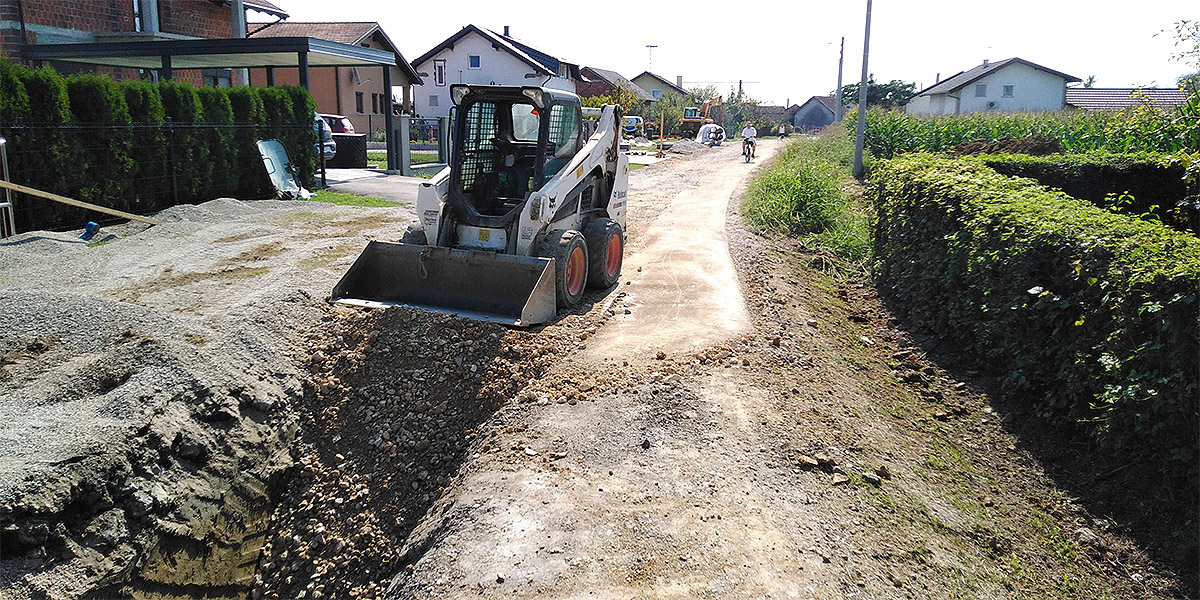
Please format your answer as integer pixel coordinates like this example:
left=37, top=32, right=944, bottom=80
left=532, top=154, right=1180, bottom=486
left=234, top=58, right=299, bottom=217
left=1, top=139, right=1188, bottom=600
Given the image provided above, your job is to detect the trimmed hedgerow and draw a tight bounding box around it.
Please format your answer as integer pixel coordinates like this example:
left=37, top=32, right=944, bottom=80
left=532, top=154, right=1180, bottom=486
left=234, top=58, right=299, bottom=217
left=978, top=152, right=1196, bottom=233
left=0, top=58, right=318, bottom=231
left=871, top=154, right=1199, bottom=486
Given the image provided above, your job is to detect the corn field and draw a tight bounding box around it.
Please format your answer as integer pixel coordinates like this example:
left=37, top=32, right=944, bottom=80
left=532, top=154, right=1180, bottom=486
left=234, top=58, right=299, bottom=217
left=858, top=93, right=1200, bottom=158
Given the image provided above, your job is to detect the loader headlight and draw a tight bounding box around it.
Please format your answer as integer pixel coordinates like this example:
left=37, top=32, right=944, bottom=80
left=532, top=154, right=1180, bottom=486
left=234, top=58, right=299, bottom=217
left=521, top=87, right=546, bottom=109
left=450, top=85, right=471, bottom=106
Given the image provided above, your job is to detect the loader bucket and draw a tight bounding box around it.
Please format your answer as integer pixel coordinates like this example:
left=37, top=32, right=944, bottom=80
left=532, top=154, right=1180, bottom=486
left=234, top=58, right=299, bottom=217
left=331, top=241, right=558, bottom=327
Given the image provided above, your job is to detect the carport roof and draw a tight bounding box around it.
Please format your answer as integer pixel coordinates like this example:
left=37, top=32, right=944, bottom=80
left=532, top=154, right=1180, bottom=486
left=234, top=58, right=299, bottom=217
left=22, top=36, right=397, bottom=71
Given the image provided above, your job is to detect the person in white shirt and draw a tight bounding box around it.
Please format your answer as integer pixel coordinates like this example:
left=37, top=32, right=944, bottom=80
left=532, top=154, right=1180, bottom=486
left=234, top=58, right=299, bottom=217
left=741, top=123, right=757, bottom=158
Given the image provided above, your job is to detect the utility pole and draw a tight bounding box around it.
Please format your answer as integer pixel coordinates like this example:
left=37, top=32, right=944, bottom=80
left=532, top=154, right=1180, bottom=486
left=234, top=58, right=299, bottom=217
left=853, top=0, right=872, bottom=178
left=835, top=37, right=845, bottom=122
left=646, top=45, right=657, bottom=72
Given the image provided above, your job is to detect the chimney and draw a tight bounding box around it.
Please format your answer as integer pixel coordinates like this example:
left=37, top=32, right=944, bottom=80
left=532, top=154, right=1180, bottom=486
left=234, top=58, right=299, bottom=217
left=677, top=75, right=683, bottom=88
left=935, top=72, right=940, bottom=83
left=982, top=58, right=989, bottom=67
left=503, top=25, right=510, bottom=37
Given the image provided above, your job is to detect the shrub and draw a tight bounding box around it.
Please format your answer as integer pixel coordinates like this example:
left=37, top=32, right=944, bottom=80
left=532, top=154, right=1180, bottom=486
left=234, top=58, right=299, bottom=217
left=196, top=86, right=235, bottom=199
left=65, top=73, right=133, bottom=211
left=123, top=80, right=167, bottom=212
left=158, top=81, right=207, bottom=201
left=10, top=66, right=71, bottom=229
left=871, top=154, right=1199, bottom=491
left=282, top=85, right=317, bottom=189
left=0, top=59, right=30, bottom=122
left=227, top=87, right=271, bottom=198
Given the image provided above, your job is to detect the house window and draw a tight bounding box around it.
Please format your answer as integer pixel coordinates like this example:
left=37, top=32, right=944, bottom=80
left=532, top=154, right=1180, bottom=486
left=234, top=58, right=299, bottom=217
left=355, top=92, right=364, bottom=114
left=468, top=55, right=481, bottom=69
left=1002, top=84, right=1014, bottom=98
left=429, top=95, right=439, bottom=107
left=651, top=89, right=662, bottom=100
left=371, top=93, right=378, bottom=114
left=434, top=59, right=447, bottom=87
left=974, top=84, right=987, bottom=97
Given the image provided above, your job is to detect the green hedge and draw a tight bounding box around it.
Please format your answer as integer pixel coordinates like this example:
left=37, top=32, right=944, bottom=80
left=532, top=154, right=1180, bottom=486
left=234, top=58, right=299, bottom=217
left=871, top=154, right=1199, bottom=486
left=0, top=59, right=316, bottom=232
left=859, top=101, right=1199, bottom=158
left=978, top=153, right=1197, bottom=233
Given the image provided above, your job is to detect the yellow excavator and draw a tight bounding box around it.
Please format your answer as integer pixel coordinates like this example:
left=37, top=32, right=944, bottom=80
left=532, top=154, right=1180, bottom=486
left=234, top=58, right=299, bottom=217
left=678, top=96, right=723, bottom=138
left=331, top=85, right=629, bottom=326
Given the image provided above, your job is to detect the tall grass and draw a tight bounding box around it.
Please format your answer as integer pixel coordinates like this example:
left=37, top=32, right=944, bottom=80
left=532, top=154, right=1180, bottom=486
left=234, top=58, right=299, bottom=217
left=742, top=124, right=870, bottom=265
left=860, top=98, right=1199, bottom=159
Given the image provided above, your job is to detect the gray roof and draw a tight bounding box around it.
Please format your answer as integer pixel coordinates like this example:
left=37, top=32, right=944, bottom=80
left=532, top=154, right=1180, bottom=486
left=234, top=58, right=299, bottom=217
left=1065, top=87, right=1189, bottom=111
left=582, top=67, right=654, bottom=101
left=633, top=71, right=687, bottom=95
left=916, top=58, right=1079, bottom=97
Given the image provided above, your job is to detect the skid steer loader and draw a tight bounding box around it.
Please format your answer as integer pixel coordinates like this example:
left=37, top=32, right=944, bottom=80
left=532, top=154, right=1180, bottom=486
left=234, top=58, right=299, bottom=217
left=331, top=85, right=629, bottom=326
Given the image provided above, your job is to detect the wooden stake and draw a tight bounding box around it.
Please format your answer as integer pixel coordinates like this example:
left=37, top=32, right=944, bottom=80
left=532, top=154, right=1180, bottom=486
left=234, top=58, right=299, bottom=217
left=0, top=180, right=161, bottom=226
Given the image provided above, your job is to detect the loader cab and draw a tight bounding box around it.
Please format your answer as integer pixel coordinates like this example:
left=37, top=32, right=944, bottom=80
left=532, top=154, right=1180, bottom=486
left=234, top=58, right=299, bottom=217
left=448, top=85, right=582, bottom=224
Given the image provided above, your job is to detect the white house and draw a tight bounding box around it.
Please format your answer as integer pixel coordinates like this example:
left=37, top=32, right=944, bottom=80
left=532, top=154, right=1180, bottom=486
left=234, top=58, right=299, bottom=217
left=409, top=25, right=583, bottom=118
left=906, top=58, right=1080, bottom=115
left=631, top=71, right=687, bottom=102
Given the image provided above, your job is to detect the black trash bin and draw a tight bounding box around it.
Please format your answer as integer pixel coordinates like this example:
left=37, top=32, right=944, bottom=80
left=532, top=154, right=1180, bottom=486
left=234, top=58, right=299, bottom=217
left=328, top=133, right=368, bottom=168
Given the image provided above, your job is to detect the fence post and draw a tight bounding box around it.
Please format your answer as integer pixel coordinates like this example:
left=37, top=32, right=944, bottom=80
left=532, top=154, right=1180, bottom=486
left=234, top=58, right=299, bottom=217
left=0, top=137, right=14, bottom=238
left=166, top=117, right=179, bottom=205
left=399, top=115, right=411, bottom=176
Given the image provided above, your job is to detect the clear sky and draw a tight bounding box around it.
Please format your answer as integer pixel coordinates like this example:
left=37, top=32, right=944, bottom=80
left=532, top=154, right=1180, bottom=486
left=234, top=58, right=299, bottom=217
left=257, top=0, right=1197, bottom=107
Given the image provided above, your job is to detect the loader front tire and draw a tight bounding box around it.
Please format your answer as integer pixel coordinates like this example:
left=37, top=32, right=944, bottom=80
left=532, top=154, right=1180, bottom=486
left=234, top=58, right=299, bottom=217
left=584, top=218, right=624, bottom=289
left=540, top=230, right=589, bottom=308
left=400, top=224, right=427, bottom=245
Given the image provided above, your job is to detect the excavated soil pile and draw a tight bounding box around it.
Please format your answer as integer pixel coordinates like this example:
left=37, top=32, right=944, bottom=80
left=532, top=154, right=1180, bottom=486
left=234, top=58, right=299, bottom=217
left=0, top=291, right=299, bottom=600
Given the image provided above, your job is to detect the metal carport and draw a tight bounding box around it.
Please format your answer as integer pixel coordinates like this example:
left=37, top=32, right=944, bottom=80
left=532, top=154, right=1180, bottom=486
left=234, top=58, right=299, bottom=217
left=23, top=37, right=401, bottom=170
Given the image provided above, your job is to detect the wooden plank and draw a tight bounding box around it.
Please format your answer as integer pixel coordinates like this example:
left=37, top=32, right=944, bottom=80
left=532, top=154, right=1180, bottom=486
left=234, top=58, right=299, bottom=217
left=0, top=179, right=161, bottom=226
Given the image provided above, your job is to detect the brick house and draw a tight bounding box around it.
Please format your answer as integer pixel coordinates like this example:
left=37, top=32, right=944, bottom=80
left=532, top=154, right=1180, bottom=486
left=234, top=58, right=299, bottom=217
left=1, top=0, right=287, bottom=84
left=246, top=20, right=421, bottom=135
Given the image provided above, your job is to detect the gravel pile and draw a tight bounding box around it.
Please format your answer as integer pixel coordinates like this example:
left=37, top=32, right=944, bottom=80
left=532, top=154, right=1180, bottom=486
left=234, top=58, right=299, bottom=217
left=667, top=139, right=711, bottom=154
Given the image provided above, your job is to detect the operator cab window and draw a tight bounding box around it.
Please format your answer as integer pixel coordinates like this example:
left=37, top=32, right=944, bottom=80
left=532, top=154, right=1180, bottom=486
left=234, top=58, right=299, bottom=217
left=511, top=104, right=540, bottom=141
left=544, top=103, right=580, bottom=179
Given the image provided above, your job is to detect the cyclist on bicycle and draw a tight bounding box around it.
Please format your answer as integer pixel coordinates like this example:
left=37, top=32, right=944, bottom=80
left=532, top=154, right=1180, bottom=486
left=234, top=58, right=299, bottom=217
left=741, top=122, right=757, bottom=158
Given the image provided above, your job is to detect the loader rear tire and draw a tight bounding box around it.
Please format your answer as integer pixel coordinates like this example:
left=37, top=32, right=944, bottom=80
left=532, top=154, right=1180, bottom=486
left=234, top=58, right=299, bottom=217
left=540, top=230, right=589, bottom=308
left=584, top=218, right=624, bottom=289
